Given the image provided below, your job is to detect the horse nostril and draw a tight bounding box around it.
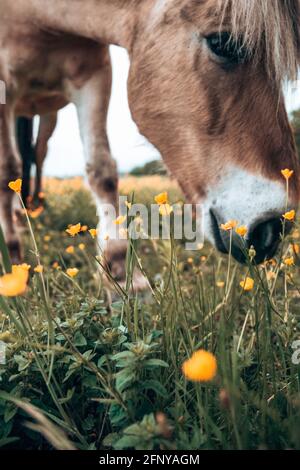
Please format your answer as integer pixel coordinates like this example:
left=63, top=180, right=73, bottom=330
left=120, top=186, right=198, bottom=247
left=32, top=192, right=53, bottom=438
left=248, top=217, right=284, bottom=263
left=210, top=209, right=290, bottom=265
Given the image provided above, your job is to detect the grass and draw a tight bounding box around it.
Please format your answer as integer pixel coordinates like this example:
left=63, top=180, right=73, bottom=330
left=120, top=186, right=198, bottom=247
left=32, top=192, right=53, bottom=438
left=0, top=175, right=299, bottom=450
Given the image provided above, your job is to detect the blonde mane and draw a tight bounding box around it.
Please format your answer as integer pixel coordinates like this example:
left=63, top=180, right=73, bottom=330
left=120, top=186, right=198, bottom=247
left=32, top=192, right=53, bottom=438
left=219, top=0, right=300, bottom=82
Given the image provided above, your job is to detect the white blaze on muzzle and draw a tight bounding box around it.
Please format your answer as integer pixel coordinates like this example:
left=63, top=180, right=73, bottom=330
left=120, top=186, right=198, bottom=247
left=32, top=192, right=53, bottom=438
left=202, top=166, right=291, bottom=247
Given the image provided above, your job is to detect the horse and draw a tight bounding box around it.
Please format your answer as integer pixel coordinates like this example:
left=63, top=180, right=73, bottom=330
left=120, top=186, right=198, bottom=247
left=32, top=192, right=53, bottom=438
left=16, top=113, right=57, bottom=206
left=0, top=0, right=300, bottom=283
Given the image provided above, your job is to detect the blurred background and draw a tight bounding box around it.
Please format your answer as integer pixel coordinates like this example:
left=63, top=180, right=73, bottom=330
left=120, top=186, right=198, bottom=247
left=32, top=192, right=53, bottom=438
left=34, top=45, right=300, bottom=178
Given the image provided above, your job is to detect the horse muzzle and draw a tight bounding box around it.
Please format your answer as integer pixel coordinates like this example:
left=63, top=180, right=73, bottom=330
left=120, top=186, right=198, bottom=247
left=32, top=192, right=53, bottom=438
left=210, top=209, right=293, bottom=264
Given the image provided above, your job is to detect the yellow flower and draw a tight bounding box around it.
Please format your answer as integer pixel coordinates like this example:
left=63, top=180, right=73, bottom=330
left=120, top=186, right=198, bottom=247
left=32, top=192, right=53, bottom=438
left=125, top=201, right=132, bottom=210
left=216, top=281, right=225, bottom=288
left=89, top=228, right=98, bottom=239
left=266, top=271, right=276, bottom=281
left=281, top=169, right=294, bottom=180
left=18, top=263, right=31, bottom=272
left=187, top=257, right=193, bottom=264
left=28, top=206, right=44, bottom=219
left=66, top=223, right=81, bottom=237
left=236, top=226, right=248, bottom=237
left=81, top=225, right=88, bottom=232
left=248, top=246, right=256, bottom=260
left=220, top=220, right=238, bottom=231
left=155, top=192, right=168, bottom=205
left=52, top=262, right=60, bottom=269
left=0, top=331, right=15, bottom=343
left=182, top=350, right=217, bottom=382
left=283, top=210, right=296, bottom=221
left=8, top=179, right=22, bottom=194
left=67, top=268, right=79, bottom=278
left=66, top=245, right=75, bottom=254
left=284, top=256, right=294, bottom=266
left=114, top=215, right=127, bottom=225
left=0, top=265, right=29, bottom=297
left=34, top=265, right=44, bottom=274
left=44, top=235, right=51, bottom=242
left=12, top=265, right=30, bottom=280
left=159, top=204, right=173, bottom=216
left=291, top=244, right=300, bottom=254
left=79, top=243, right=85, bottom=251
left=240, top=277, right=254, bottom=291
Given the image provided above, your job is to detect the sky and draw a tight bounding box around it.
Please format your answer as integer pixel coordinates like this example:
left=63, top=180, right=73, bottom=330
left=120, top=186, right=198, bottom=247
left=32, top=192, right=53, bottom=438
left=40, top=46, right=159, bottom=177
left=40, top=45, right=300, bottom=178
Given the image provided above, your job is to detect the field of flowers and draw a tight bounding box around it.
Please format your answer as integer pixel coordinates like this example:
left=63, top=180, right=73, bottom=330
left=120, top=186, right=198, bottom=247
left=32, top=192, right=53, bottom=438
left=0, top=175, right=300, bottom=450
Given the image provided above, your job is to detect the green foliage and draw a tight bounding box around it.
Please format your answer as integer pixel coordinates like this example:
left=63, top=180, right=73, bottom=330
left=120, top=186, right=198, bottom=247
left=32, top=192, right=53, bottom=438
left=130, top=160, right=167, bottom=176
left=0, top=178, right=300, bottom=450
left=44, top=187, right=98, bottom=232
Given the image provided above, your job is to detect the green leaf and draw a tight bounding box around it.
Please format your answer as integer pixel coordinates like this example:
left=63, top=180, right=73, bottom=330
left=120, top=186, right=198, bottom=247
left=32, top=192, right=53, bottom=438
left=73, top=331, right=87, bottom=347
left=0, top=437, right=19, bottom=448
left=144, top=359, right=169, bottom=369
left=58, top=388, right=75, bottom=405
left=114, top=434, right=141, bottom=450
left=112, top=351, right=135, bottom=361
left=14, top=355, right=30, bottom=372
left=4, top=402, right=18, bottom=423
left=102, top=432, right=120, bottom=448
left=115, top=370, right=136, bottom=393
left=109, top=403, right=128, bottom=427
left=141, top=380, right=168, bottom=397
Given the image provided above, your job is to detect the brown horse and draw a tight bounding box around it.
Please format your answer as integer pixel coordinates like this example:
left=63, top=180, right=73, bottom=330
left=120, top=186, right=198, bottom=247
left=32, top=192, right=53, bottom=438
left=0, top=0, right=300, bottom=280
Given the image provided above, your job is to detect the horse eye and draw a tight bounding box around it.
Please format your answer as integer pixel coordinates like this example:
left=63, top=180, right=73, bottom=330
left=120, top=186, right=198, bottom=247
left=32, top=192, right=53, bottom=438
left=206, top=33, right=247, bottom=64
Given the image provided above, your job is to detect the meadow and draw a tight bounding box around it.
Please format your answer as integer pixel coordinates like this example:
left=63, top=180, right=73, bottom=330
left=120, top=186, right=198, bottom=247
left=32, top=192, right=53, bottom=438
left=0, top=175, right=299, bottom=450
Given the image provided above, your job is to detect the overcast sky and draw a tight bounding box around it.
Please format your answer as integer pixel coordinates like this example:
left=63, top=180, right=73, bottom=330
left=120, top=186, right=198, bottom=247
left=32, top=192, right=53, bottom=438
left=40, top=45, right=300, bottom=177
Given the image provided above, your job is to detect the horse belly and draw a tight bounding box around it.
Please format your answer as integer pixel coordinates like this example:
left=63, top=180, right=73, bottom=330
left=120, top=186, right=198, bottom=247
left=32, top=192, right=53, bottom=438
left=15, top=94, right=68, bottom=118
left=10, top=36, right=106, bottom=116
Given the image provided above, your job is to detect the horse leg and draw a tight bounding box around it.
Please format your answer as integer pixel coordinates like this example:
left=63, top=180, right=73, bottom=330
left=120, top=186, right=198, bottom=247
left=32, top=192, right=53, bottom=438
left=22, top=154, right=32, bottom=207
left=0, top=107, right=22, bottom=263
left=68, top=54, right=122, bottom=277
left=16, top=117, right=34, bottom=207
left=68, top=49, right=145, bottom=288
left=34, top=112, right=57, bottom=205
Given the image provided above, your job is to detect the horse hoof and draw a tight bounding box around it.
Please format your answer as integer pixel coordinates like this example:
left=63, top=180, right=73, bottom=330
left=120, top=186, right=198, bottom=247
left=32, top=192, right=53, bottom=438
left=118, top=270, right=149, bottom=292
left=102, top=255, right=148, bottom=293
left=14, top=209, right=27, bottom=228
left=7, top=239, right=22, bottom=265
left=103, top=261, right=148, bottom=293
left=101, top=240, right=149, bottom=293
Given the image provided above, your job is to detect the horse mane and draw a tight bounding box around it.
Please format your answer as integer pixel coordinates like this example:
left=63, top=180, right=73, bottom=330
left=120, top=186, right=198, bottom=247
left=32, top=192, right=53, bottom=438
left=219, top=0, right=300, bottom=83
